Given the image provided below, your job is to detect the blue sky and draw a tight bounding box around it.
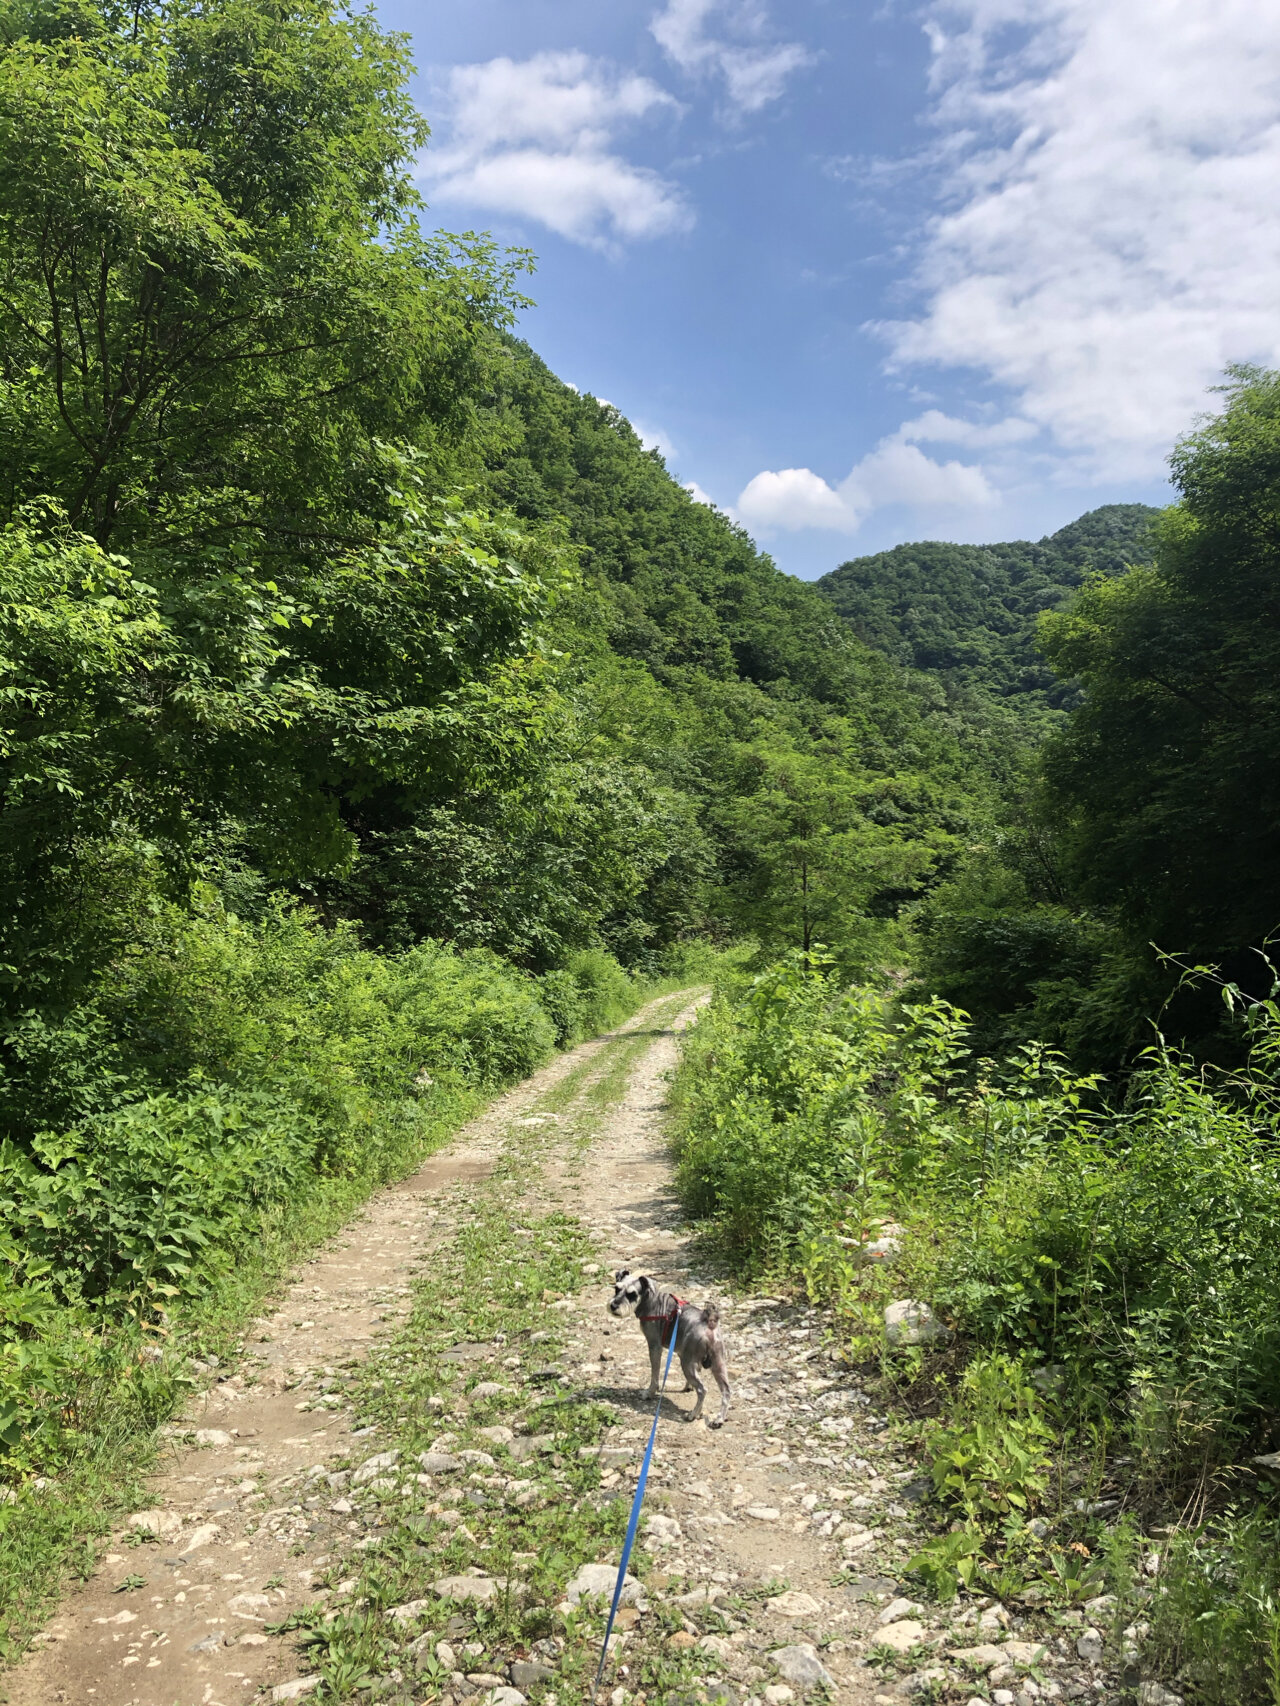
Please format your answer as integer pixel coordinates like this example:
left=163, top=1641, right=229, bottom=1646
left=383, top=0, right=1280, bottom=580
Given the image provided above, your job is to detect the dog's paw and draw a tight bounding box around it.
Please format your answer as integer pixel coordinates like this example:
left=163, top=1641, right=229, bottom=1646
left=707, top=1416, right=725, bottom=1429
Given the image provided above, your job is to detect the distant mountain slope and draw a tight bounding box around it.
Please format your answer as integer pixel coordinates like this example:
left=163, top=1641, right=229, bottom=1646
left=815, top=504, right=1160, bottom=716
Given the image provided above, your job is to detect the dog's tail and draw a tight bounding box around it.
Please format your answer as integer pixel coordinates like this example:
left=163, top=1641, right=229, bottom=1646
left=701, top=1301, right=720, bottom=1332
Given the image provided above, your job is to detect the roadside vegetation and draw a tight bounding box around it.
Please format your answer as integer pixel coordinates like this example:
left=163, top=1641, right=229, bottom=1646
left=673, top=959, right=1280, bottom=1702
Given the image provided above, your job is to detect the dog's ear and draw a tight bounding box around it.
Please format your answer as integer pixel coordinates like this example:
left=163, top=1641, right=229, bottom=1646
left=614, top=1267, right=630, bottom=1284
left=637, top=1275, right=654, bottom=1294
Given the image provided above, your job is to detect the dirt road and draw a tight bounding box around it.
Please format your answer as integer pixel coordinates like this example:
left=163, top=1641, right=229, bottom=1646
left=7, top=989, right=948, bottom=1706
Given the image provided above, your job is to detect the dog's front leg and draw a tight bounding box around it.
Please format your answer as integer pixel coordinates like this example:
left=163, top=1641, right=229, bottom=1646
left=646, top=1336, right=662, bottom=1396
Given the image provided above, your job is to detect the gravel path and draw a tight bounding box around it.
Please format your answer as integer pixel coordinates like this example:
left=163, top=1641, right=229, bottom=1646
left=9, top=989, right=1111, bottom=1706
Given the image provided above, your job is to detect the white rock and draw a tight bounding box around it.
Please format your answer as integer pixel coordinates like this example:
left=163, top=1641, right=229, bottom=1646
left=878, top=1597, right=921, bottom=1626
left=458, top=1449, right=497, bottom=1467
left=1076, top=1629, right=1104, bottom=1664
left=271, top=1681, right=320, bottom=1702
left=126, top=1509, right=182, bottom=1540
left=948, top=1644, right=1009, bottom=1668
left=1137, top=1687, right=1184, bottom=1706
left=227, top=1593, right=272, bottom=1615
left=745, top=1506, right=781, bottom=1522
left=566, top=1564, right=643, bottom=1608
left=180, top=1523, right=221, bottom=1554
left=470, top=1383, right=508, bottom=1401
left=480, top=1690, right=526, bottom=1706
left=434, top=1575, right=525, bottom=1603
left=883, top=1300, right=950, bottom=1347
left=767, top=1591, right=822, bottom=1618
left=643, top=1514, right=682, bottom=1546
left=876, top=1620, right=927, bottom=1655
left=353, top=1451, right=401, bottom=1486
left=699, top=1635, right=734, bottom=1659
left=477, top=1426, right=515, bottom=1446
left=390, top=1598, right=432, bottom=1622
left=764, top=1688, right=795, bottom=1704
left=194, top=1428, right=233, bottom=1447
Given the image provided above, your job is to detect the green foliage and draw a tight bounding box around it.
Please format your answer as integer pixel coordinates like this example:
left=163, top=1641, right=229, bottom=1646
left=922, top=1354, right=1055, bottom=1522
left=676, top=961, right=1280, bottom=1472
left=1140, top=1511, right=1280, bottom=1705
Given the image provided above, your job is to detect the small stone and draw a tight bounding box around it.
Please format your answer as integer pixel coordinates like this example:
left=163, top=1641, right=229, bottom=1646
left=180, top=1523, right=220, bottom=1555
left=770, top=1644, right=834, bottom=1692
left=766, top=1591, right=822, bottom=1618
left=188, top=1632, right=228, bottom=1653
left=764, top=1688, right=795, bottom=1704
left=389, top=1598, right=432, bottom=1622
left=1136, top=1686, right=1184, bottom=1706
left=195, top=1428, right=233, bottom=1447
left=669, top=1630, right=697, bottom=1648
left=417, top=1451, right=462, bottom=1474
left=993, top=1694, right=1016, bottom=1706
left=878, top=1597, right=922, bottom=1626
left=353, top=1450, right=401, bottom=1486
left=876, top=1620, right=927, bottom=1655
left=126, top=1509, right=182, bottom=1541
left=883, top=1301, right=951, bottom=1348
left=566, top=1564, right=643, bottom=1608
left=436, top=1642, right=458, bottom=1670
left=271, top=1682, right=320, bottom=1703
left=510, top=1660, right=555, bottom=1688
left=458, top=1449, right=497, bottom=1467
left=478, top=1426, right=515, bottom=1446
left=470, top=1382, right=507, bottom=1401
left=949, top=1644, right=1009, bottom=1668
left=745, top=1506, right=781, bottom=1522
left=1004, top=1642, right=1049, bottom=1665
left=480, top=1690, right=527, bottom=1706
left=644, top=1514, right=682, bottom=1546
left=227, top=1592, right=272, bottom=1614
left=1076, top=1629, right=1104, bottom=1664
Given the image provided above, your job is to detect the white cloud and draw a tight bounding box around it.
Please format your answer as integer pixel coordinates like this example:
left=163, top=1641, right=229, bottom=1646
left=736, top=437, right=997, bottom=533
left=651, top=0, right=814, bottom=114
left=892, top=410, right=1038, bottom=449
left=424, top=52, right=691, bottom=249
left=684, top=479, right=718, bottom=506
left=876, top=0, right=1280, bottom=479
left=633, top=419, right=679, bottom=461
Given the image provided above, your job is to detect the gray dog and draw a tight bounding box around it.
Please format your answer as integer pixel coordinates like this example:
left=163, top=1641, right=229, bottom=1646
left=609, top=1269, right=731, bottom=1427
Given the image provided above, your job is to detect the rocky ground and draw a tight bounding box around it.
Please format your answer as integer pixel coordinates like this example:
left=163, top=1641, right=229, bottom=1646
left=5, top=989, right=1142, bottom=1706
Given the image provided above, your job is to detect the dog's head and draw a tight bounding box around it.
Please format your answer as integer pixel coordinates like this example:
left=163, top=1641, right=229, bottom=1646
left=609, top=1269, right=651, bottom=1317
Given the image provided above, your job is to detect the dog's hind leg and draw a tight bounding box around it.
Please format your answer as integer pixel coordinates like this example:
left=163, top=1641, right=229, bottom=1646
left=707, top=1346, right=731, bottom=1428
left=680, top=1350, right=707, bottom=1421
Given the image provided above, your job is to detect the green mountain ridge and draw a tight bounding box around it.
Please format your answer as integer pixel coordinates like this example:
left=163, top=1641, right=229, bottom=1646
left=815, top=502, right=1161, bottom=718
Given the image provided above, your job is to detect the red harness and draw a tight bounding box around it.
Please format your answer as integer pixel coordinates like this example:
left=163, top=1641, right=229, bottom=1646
left=639, top=1298, right=687, bottom=1349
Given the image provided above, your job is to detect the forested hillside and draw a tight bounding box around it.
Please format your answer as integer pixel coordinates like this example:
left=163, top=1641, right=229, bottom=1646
left=817, top=503, right=1158, bottom=724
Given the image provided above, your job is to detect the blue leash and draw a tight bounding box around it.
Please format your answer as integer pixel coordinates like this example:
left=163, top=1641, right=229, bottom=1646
left=589, top=1305, right=683, bottom=1704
